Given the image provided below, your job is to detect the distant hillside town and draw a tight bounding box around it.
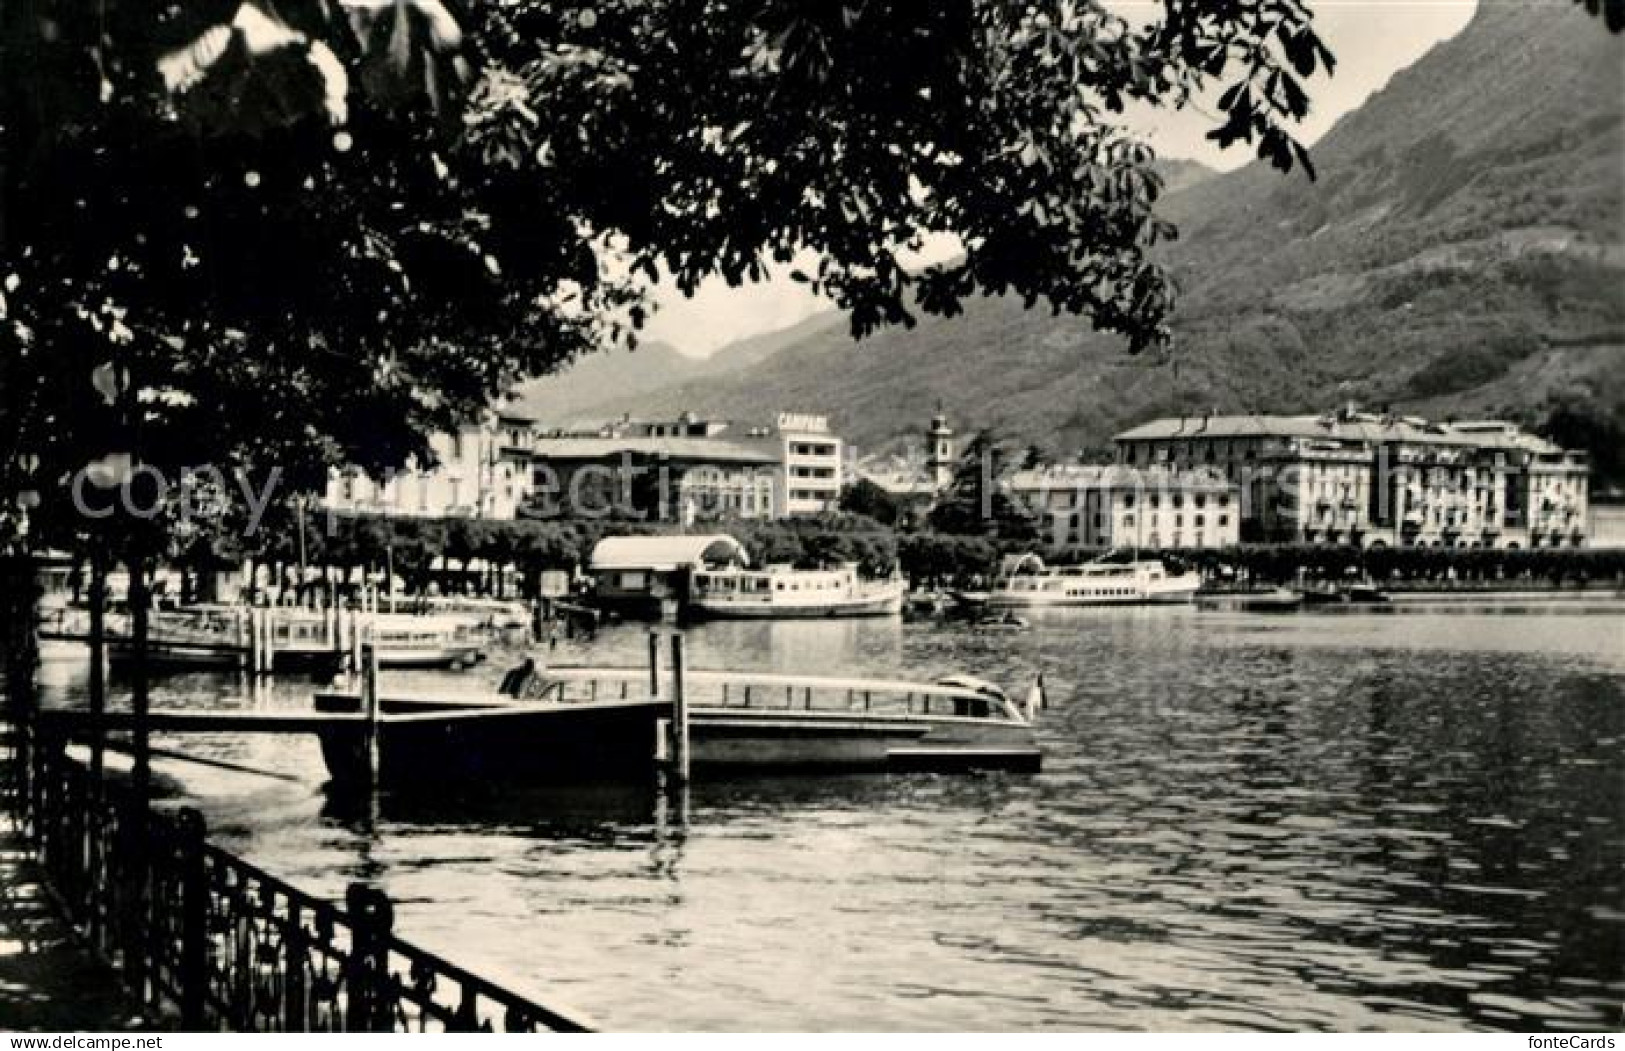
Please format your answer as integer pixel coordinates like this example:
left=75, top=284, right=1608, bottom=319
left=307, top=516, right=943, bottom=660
left=320, top=402, right=1600, bottom=551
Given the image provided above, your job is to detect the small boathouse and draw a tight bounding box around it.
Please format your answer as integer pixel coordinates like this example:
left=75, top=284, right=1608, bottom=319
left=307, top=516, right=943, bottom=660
left=587, top=534, right=749, bottom=616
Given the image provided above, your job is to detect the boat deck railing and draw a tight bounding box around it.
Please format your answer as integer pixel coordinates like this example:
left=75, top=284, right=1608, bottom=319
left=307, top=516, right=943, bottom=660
left=537, top=666, right=1025, bottom=722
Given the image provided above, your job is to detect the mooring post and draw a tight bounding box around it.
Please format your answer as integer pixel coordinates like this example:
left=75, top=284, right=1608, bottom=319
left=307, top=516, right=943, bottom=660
left=245, top=606, right=257, bottom=675
left=263, top=605, right=276, bottom=676
left=87, top=546, right=107, bottom=786
left=251, top=605, right=264, bottom=675
left=177, top=807, right=208, bottom=1029
left=670, top=632, right=690, bottom=783
left=360, top=636, right=380, bottom=788
left=350, top=606, right=363, bottom=678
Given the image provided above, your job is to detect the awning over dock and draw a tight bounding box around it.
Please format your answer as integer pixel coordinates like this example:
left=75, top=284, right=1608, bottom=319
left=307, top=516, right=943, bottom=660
left=589, top=534, right=748, bottom=573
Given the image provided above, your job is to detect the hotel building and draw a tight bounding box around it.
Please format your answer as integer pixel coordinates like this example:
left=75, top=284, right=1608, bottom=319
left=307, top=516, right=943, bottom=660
left=322, top=410, right=539, bottom=520
left=1113, top=409, right=1590, bottom=548
left=529, top=411, right=842, bottom=521
left=1008, top=465, right=1242, bottom=550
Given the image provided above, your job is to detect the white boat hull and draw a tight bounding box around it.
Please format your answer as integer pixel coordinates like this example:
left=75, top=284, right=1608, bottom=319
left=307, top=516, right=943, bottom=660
left=986, top=582, right=1200, bottom=608
left=688, top=589, right=904, bottom=619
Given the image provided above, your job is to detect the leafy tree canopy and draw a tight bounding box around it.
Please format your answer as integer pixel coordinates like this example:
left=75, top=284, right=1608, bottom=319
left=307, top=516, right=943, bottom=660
left=4, top=0, right=1358, bottom=553
left=929, top=430, right=1038, bottom=539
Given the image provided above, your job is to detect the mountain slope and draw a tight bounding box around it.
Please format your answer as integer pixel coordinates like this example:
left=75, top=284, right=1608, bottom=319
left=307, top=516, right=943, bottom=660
left=545, top=2, right=1624, bottom=468
left=515, top=305, right=845, bottom=423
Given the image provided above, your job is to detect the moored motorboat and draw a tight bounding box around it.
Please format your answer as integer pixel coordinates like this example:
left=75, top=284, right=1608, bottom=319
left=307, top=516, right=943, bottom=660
left=974, top=612, right=1030, bottom=633
left=311, top=665, right=1044, bottom=786
left=1200, top=588, right=1305, bottom=613
left=312, top=692, right=669, bottom=789
left=1345, top=583, right=1391, bottom=604
left=1300, top=582, right=1392, bottom=606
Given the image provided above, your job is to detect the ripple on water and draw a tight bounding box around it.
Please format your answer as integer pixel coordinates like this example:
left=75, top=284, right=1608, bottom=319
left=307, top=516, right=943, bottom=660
left=56, top=604, right=1625, bottom=1031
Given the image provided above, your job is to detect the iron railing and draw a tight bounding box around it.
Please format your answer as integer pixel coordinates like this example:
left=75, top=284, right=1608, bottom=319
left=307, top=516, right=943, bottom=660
left=11, top=728, right=592, bottom=1032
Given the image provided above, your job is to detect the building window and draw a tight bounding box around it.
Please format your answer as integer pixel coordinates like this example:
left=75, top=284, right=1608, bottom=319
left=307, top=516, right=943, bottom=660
left=1123, top=493, right=1135, bottom=508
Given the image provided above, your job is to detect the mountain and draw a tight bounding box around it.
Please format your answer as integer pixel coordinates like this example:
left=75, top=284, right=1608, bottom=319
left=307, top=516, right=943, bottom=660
left=1155, top=158, right=1219, bottom=195
left=514, top=306, right=844, bottom=423
left=538, top=2, right=1624, bottom=475
left=511, top=340, right=703, bottom=424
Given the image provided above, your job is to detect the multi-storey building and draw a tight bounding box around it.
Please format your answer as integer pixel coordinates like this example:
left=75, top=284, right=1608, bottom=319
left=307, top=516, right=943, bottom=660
left=325, top=407, right=852, bottom=523
left=527, top=433, right=778, bottom=523
left=774, top=412, right=844, bottom=516
left=1007, top=465, right=1242, bottom=550
left=1113, top=409, right=1589, bottom=548
left=323, top=410, right=539, bottom=519
left=529, top=410, right=842, bottom=521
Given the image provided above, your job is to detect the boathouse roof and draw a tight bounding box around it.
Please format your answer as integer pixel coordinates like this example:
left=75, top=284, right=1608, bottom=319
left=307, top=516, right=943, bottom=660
left=589, top=534, right=750, bottom=572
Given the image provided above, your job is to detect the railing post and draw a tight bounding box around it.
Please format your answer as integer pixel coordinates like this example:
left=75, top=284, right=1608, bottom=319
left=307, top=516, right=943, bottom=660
left=119, top=794, right=149, bottom=1003
left=345, top=883, right=395, bottom=1033
left=284, top=901, right=308, bottom=1031
left=178, top=807, right=209, bottom=1029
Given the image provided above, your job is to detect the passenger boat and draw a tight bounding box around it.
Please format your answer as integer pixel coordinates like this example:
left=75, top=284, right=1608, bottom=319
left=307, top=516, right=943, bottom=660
left=416, top=596, right=532, bottom=631
left=687, top=563, right=905, bottom=619
left=984, top=554, right=1201, bottom=608
left=339, top=612, right=486, bottom=669
left=42, top=603, right=485, bottom=672
left=311, top=666, right=1043, bottom=786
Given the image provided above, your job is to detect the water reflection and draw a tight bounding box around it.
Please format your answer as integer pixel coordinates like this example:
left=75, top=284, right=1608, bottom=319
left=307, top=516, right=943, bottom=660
left=36, top=602, right=1625, bottom=1031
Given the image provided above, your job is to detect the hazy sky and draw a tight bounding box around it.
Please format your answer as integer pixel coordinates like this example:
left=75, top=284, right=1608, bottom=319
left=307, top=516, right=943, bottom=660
left=643, top=0, right=1478, bottom=359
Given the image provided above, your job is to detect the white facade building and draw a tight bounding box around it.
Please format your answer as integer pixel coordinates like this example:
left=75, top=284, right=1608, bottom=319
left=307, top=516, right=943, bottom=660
left=1114, top=409, right=1590, bottom=548
left=774, top=412, right=844, bottom=516
left=323, top=412, right=538, bottom=520
left=1009, top=465, right=1242, bottom=550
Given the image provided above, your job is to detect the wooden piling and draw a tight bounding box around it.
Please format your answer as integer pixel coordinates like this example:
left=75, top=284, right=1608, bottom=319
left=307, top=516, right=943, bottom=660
left=246, top=607, right=257, bottom=674
left=350, top=607, right=363, bottom=677
left=669, top=632, right=689, bottom=783
left=235, top=605, right=249, bottom=673
left=87, top=547, right=107, bottom=784
left=262, top=606, right=276, bottom=675
left=647, top=630, right=662, bottom=700
left=360, top=635, right=380, bottom=787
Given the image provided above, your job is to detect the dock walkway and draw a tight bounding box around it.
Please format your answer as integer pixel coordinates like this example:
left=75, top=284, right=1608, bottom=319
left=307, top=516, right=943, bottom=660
left=0, top=815, right=153, bottom=1031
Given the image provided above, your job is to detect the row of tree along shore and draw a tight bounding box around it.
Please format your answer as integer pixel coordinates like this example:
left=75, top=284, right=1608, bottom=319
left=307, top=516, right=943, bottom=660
left=136, top=511, right=1625, bottom=605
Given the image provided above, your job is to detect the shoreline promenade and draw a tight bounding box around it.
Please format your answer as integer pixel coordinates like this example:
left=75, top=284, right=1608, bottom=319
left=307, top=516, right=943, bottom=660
left=0, top=811, right=151, bottom=1031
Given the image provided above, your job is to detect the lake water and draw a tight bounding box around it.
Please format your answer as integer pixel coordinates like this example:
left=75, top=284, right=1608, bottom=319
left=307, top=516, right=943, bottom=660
left=43, top=599, right=1625, bottom=1031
